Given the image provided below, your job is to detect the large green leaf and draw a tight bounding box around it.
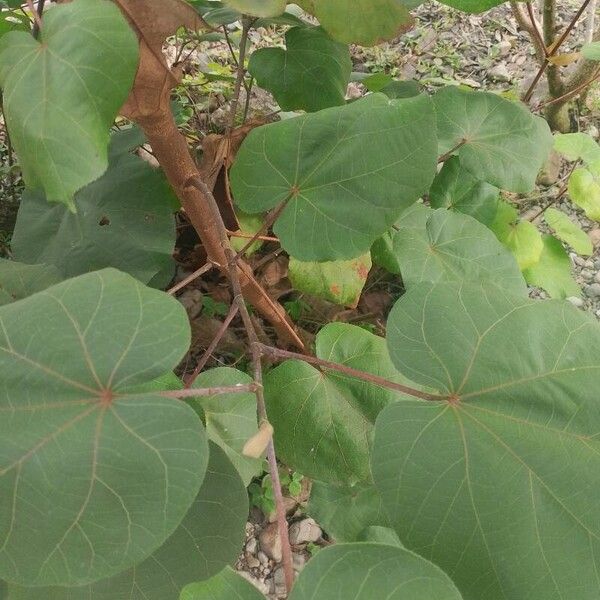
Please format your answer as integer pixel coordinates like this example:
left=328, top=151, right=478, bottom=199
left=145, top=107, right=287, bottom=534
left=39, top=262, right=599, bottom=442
left=0, top=269, right=208, bottom=587
left=0, top=0, right=139, bottom=208
left=288, top=253, right=371, bottom=306
left=429, top=156, right=500, bottom=226
left=296, top=0, right=414, bottom=46
left=181, top=567, right=266, bottom=600
left=554, top=132, right=600, bottom=164
left=5, top=443, right=247, bottom=599
left=191, top=368, right=261, bottom=486
left=289, top=543, right=464, bottom=599
left=392, top=205, right=527, bottom=294
left=11, top=129, right=177, bottom=284
left=222, top=0, right=285, bottom=17
left=568, top=165, right=600, bottom=221
left=308, top=481, right=390, bottom=542
left=249, top=26, right=351, bottom=113
left=264, top=323, right=420, bottom=483
left=231, top=93, right=438, bottom=261
left=544, top=208, right=593, bottom=256
left=523, top=234, right=580, bottom=298
left=374, top=281, right=600, bottom=600
left=0, top=259, right=62, bottom=305
left=434, top=87, right=553, bottom=193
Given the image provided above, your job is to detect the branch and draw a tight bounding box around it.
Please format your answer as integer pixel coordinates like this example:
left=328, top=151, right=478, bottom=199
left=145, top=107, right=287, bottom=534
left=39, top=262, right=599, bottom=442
left=257, top=343, right=445, bottom=402
left=227, top=17, right=253, bottom=131
left=510, top=2, right=546, bottom=63
left=167, top=261, right=214, bottom=296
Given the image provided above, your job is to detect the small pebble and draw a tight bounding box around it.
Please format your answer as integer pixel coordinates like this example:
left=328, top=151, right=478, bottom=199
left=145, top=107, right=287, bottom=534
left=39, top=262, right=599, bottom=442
left=567, top=296, right=584, bottom=308
left=289, top=518, right=322, bottom=545
left=585, top=283, right=600, bottom=298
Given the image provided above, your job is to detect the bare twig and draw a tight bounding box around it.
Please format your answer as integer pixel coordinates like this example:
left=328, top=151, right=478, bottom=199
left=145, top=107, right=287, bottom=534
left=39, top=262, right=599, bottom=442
left=526, top=2, right=548, bottom=58
left=167, top=261, right=215, bottom=295
left=586, top=0, right=597, bottom=43
left=233, top=200, right=288, bottom=260
left=26, top=0, right=42, bottom=31
left=31, top=0, right=44, bottom=38
left=437, top=139, right=467, bottom=164
left=227, top=230, right=279, bottom=243
left=527, top=161, right=579, bottom=222
left=184, top=303, right=240, bottom=387
left=160, top=383, right=258, bottom=399
left=227, top=17, right=253, bottom=131
left=536, top=66, right=600, bottom=109
left=258, top=344, right=445, bottom=402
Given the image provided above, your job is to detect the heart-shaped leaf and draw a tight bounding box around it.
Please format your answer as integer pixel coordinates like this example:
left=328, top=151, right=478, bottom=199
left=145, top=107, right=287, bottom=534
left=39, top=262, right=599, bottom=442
left=544, top=207, right=593, bottom=256
left=374, top=281, right=600, bottom=600
left=231, top=93, right=438, bottom=261
left=434, top=87, right=553, bottom=192
left=249, top=26, right=351, bottom=112
left=308, top=481, right=390, bottom=542
left=264, top=323, right=421, bottom=483
left=523, top=234, right=580, bottom=298
left=289, top=543, right=464, bottom=600
left=5, top=442, right=247, bottom=599
left=0, top=0, right=139, bottom=208
left=190, top=368, right=262, bottom=485
left=0, top=259, right=62, bottom=306
left=568, top=165, right=600, bottom=221
left=429, top=156, right=500, bottom=226
left=391, top=205, right=527, bottom=294
left=554, top=132, right=600, bottom=164
left=11, top=129, right=177, bottom=284
left=0, top=269, right=208, bottom=587
left=288, top=253, right=372, bottom=307
left=181, top=567, right=266, bottom=600
left=296, top=0, right=414, bottom=46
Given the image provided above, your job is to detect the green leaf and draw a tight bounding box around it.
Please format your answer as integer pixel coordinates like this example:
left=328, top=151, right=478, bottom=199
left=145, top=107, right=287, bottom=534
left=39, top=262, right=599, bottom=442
left=0, top=269, right=208, bottom=587
left=371, top=230, right=401, bottom=274
left=429, top=156, right=500, bottom=226
left=375, top=281, right=600, bottom=600
left=554, top=132, right=600, bottom=164
left=435, top=0, right=505, bottom=13
left=264, top=322, right=421, bottom=483
left=191, top=368, right=262, bottom=486
left=230, top=211, right=265, bottom=257
left=5, top=443, right=247, bottom=600
left=11, top=129, right=177, bottom=284
left=523, top=234, right=580, bottom=298
left=544, top=207, right=593, bottom=255
left=582, top=41, right=600, bottom=61
left=490, top=203, right=544, bottom=270
left=392, top=205, right=527, bottom=294
left=356, top=526, right=404, bottom=546
left=181, top=567, right=266, bottom=600
left=363, top=74, right=421, bottom=99
left=308, top=481, right=390, bottom=542
left=434, top=87, right=553, bottom=192
left=222, top=0, right=285, bottom=17
left=0, top=10, right=28, bottom=39
left=568, top=166, right=600, bottom=221
left=231, top=93, right=438, bottom=261
left=288, top=253, right=371, bottom=306
left=296, top=0, right=414, bottom=46
left=0, top=259, right=62, bottom=305
left=289, top=543, right=464, bottom=599
left=0, top=0, right=139, bottom=208
left=249, top=26, right=351, bottom=113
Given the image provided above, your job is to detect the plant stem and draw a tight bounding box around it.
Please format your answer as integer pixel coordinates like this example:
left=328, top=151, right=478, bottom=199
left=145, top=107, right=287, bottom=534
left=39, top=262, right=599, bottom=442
left=184, top=303, right=240, bottom=387
left=227, top=17, right=252, bottom=131
left=257, top=344, right=445, bottom=402
left=160, top=383, right=258, bottom=398
left=233, top=200, right=288, bottom=260
left=26, top=0, right=42, bottom=32
left=31, top=0, right=44, bottom=38
left=437, top=139, right=467, bottom=164
left=167, top=261, right=215, bottom=295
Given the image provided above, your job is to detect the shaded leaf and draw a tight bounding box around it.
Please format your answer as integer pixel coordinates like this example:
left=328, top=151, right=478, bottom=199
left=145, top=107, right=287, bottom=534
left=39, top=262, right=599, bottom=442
left=5, top=443, right=247, bottom=599
left=429, top=156, right=500, bottom=226
left=544, top=207, right=593, bottom=256
left=393, top=205, right=527, bottom=294
left=11, top=129, right=177, bottom=284
left=523, top=234, right=580, bottom=298
left=375, top=281, right=600, bottom=600
left=223, top=0, right=285, bottom=17
left=296, top=0, right=414, bottom=46
left=181, top=567, right=266, bottom=600
left=264, top=323, right=421, bottom=483
left=0, top=0, right=139, bottom=207
left=0, top=259, right=62, bottom=306
left=288, top=254, right=372, bottom=307
left=289, top=543, right=464, bottom=600
left=0, top=269, right=207, bottom=587
left=308, top=481, right=390, bottom=542
left=249, top=26, right=351, bottom=112
left=436, top=0, right=505, bottom=12
left=191, top=368, right=261, bottom=485
left=356, top=527, right=403, bottom=546
left=231, top=93, right=438, bottom=261
left=434, top=87, right=553, bottom=192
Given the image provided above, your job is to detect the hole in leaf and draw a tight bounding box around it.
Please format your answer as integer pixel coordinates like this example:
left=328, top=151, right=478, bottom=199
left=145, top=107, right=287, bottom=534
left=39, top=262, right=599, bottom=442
left=99, top=216, right=111, bottom=226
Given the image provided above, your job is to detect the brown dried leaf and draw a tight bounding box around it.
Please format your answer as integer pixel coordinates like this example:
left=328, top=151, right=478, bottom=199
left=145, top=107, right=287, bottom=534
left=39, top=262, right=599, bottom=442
left=242, top=421, right=274, bottom=458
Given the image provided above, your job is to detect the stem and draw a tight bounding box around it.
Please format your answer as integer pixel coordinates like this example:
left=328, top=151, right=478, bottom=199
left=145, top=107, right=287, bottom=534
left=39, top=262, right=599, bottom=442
left=233, top=200, right=288, bottom=260
left=184, top=303, right=240, bottom=387
left=184, top=175, right=296, bottom=593
left=26, top=0, right=42, bottom=32
left=527, top=161, right=578, bottom=222
left=227, top=17, right=252, bottom=131
left=160, top=383, right=258, bottom=398
left=536, top=66, right=600, bottom=109
left=526, top=2, right=548, bottom=58
left=258, top=344, right=445, bottom=402
left=437, top=139, right=467, bottom=164
left=227, top=230, right=279, bottom=243
left=167, top=261, right=214, bottom=295
left=31, top=0, right=44, bottom=39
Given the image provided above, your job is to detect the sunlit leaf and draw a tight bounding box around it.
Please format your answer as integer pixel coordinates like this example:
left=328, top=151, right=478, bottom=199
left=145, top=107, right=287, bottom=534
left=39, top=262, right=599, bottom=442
left=544, top=207, right=593, bottom=256
left=554, top=132, right=600, bottom=164
left=568, top=165, right=600, bottom=221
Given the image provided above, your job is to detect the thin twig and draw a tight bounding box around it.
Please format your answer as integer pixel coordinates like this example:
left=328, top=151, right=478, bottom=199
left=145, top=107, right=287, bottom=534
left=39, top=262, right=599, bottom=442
left=26, top=0, right=42, bottom=31
left=32, top=0, right=44, bottom=38
left=227, top=230, right=279, bottom=243
left=527, top=161, right=579, bottom=222
left=536, top=67, right=600, bottom=109
left=437, top=139, right=467, bottom=164
left=227, top=17, right=253, bottom=131
left=160, top=383, right=258, bottom=399
left=167, top=262, right=214, bottom=296
left=258, top=344, right=445, bottom=402
left=184, top=303, right=240, bottom=388
left=234, top=200, right=288, bottom=260
left=526, top=2, right=548, bottom=58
